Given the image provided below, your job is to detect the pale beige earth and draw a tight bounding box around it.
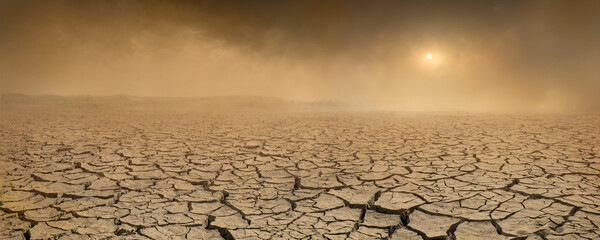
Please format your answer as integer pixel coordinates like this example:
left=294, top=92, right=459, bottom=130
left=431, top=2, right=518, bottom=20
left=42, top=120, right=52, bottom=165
left=1, top=107, right=600, bottom=239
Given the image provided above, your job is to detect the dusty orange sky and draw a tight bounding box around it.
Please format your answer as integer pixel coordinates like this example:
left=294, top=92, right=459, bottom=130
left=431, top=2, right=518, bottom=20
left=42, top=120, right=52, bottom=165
left=1, top=0, right=599, bottom=112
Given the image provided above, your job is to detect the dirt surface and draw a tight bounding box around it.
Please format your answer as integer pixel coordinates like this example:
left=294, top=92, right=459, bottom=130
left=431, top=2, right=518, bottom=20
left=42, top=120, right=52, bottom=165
left=1, top=107, right=599, bottom=239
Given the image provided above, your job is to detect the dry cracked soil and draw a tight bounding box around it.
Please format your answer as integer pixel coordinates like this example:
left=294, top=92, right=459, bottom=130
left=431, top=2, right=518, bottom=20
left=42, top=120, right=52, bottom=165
left=1, top=107, right=600, bottom=240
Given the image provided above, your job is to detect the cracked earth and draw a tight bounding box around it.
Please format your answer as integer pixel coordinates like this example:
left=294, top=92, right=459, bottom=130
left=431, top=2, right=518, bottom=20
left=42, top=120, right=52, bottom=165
left=1, top=109, right=599, bottom=239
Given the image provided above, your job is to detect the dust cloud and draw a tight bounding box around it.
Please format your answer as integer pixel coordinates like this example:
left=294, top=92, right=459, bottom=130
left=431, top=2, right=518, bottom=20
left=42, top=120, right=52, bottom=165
left=1, top=0, right=599, bottom=112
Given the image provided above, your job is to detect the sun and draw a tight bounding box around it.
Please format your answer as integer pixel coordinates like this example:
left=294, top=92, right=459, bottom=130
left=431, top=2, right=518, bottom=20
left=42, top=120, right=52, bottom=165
left=426, top=53, right=432, bottom=59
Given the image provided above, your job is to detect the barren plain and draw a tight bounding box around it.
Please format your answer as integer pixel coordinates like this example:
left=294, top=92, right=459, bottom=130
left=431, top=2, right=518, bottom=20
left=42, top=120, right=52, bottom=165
left=1, top=97, right=599, bottom=239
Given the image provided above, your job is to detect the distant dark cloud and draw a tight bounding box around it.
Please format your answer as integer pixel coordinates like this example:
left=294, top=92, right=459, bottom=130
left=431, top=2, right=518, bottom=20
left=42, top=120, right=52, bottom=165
left=0, top=0, right=599, bottom=111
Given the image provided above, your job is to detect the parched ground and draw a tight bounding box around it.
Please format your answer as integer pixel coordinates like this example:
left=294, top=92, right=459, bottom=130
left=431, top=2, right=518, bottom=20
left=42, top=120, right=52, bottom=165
left=1, top=108, right=599, bottom=239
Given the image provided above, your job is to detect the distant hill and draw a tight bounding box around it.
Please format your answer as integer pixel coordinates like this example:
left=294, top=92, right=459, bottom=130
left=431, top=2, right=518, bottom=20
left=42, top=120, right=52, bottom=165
left=0, top=94, right=352, bottom=112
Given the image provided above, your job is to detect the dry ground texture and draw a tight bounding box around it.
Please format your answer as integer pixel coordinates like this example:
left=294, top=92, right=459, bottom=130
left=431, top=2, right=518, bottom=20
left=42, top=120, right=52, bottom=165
left=1, top=98, right=600, bottom=240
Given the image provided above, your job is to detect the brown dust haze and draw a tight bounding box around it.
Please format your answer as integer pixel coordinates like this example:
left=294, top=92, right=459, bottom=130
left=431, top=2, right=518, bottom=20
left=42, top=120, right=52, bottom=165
left=1, top=0, right=599, bottom=112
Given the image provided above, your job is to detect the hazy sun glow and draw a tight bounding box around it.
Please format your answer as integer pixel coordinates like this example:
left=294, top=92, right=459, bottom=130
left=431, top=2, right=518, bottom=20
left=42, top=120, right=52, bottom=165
left=426, top=53, right=432, bottom=59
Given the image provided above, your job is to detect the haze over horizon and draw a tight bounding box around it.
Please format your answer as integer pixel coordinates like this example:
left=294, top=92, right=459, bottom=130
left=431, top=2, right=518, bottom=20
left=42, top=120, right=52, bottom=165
left=1, top=0, right=599, bottom=112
